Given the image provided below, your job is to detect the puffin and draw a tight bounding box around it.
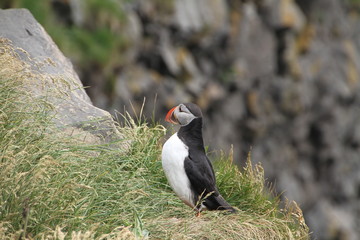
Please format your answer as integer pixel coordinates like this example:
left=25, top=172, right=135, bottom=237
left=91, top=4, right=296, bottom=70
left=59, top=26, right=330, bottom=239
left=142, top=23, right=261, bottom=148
left=161, top=103, right=236, bottom=216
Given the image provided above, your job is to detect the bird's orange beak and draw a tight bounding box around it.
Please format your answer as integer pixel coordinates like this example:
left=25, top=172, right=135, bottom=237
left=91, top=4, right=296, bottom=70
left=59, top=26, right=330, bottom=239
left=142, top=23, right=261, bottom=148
left=165, top=106, right=179, bottom=124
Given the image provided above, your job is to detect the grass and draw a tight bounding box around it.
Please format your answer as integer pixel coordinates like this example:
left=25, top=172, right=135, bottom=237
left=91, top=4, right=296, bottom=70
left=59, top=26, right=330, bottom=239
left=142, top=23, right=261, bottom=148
left=0, top=40, right=309, bottom=239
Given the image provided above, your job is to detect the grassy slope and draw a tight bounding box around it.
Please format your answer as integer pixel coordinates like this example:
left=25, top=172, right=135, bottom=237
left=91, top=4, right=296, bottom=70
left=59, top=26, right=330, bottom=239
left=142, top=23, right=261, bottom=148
left=0, top=40, right=309, bottom=239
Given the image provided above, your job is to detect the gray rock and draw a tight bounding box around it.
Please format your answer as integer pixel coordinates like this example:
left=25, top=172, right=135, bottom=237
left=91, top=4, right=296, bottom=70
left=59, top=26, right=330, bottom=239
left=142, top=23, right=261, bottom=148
left=160, top=30, right=181, bottom=75
left=262, top=0, right=305, bottom=32
left=0, top=8, right=121, bottom=142
left=174, top=0, right=228, bottom=33
left=232, top=2, right=276, bottom=82
left=306, top=200, right=357, bottom=240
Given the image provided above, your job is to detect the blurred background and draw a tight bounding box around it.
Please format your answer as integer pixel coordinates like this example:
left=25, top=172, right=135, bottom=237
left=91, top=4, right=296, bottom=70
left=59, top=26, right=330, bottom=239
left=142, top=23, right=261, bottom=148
left=2, top=0, right=360, bottom=239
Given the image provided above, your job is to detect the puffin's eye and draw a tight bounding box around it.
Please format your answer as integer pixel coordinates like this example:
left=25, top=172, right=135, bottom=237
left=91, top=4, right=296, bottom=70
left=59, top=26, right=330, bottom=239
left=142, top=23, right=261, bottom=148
left=179, top=104, right=190, bottom=113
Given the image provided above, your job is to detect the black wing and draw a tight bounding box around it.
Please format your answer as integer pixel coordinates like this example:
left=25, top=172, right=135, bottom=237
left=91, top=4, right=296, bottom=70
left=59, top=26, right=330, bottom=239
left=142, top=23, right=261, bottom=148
left=184, top=152, right=222, bottom=210
left=184, top=153, right=218, bottom=198
left=184, top=151, right=236, bottom=212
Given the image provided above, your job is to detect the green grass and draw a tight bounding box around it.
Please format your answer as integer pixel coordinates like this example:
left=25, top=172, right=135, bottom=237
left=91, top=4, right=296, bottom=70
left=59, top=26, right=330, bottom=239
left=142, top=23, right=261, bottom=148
left=2, top=0, right=131, bottom=69
left=0, top=40, right=309, bottom=239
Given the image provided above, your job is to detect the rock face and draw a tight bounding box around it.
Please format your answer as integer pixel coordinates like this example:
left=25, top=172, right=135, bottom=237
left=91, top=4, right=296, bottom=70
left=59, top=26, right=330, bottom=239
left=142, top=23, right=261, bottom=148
left=0, top=8, right=121, bottom=142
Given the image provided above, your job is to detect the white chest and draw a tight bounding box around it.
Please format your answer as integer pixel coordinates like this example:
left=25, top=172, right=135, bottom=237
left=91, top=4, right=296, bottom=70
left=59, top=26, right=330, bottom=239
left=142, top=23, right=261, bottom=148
left=161, top=133, right=194, bottom=207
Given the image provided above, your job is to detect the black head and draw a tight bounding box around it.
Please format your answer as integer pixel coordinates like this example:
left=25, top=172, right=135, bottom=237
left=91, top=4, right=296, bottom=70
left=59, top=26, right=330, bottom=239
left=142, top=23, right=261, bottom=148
left=183, top=103, right=202, bottom=118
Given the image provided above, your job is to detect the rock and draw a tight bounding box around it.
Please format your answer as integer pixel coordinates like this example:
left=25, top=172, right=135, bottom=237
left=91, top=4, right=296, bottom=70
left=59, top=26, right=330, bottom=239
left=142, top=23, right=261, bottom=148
left=113, top=65, right=192, bottom=118
left=0, top=8, right=121, bottom=142
left=306, top=200, right=358, bottom=240
left=69, top=0, right=85, bottom=26
left=263, top=0, right=305, bottom=32
left=174, top=0, right=228, bottom=33
left=231, top=2, right=276, bottom=82
left=159, top=30, right=181, bottom=75
left=122, top=7, right=143, bottom=65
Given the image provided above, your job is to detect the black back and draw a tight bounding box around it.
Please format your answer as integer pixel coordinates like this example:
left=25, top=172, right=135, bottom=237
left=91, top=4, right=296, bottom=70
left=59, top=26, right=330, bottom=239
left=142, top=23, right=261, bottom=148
left=178, top=112, right=235, bottom=212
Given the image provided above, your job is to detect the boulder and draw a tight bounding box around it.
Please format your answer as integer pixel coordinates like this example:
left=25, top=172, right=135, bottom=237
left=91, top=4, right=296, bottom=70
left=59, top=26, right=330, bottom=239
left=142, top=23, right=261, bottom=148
left=0, top=8, right=121, bottom=143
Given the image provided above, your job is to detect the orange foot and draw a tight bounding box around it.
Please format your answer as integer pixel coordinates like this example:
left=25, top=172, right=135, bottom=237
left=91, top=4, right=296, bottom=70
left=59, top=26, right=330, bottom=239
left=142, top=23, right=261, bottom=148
left=195, top=211, right=201, bottom=217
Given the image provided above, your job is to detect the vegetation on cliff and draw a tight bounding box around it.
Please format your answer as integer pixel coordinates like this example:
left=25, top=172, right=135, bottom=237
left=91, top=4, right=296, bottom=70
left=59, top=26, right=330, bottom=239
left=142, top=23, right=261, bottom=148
left=0, top=40, right=309, bottom=239
left=1, top=0, right=131, bottom=69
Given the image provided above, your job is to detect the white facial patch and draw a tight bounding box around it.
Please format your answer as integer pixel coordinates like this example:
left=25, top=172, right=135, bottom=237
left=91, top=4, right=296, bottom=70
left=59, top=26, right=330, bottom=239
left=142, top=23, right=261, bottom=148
left=174, top=106, right=197, bottom=126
